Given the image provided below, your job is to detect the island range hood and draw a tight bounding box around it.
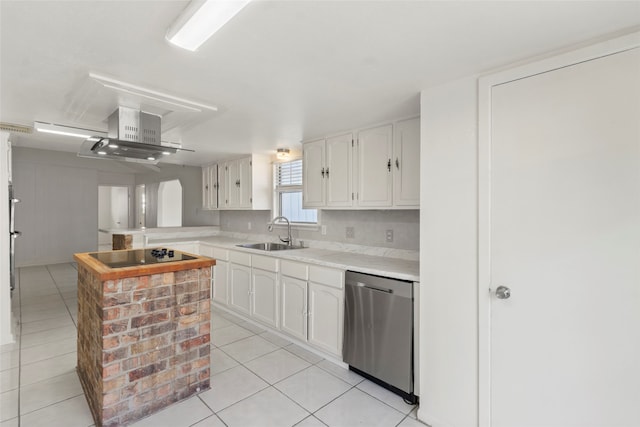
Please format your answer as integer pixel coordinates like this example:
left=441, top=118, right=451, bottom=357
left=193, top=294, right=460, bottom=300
left=78, top=107, right=191, bottom=164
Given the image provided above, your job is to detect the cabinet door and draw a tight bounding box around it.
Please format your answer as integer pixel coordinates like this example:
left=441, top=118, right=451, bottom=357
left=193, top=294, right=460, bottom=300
left=202, top=164, right=218, bottom=209
left=308, top=282, right=344, bottom=357
left=393, top=118, right=420, bottom=207
left=227, top=159, right=241, bottom=208
left=303, top=139, right=325, bottom=207
left=280, top=275, right=308, bottom=341
left=202, top=166, right=211, bottom=209
left=218, top=161, right=228, bottom=208
left=212, top=260, right=228, bottom=306
left=251, top=268, right=278, bottom=328
left=238, top=157, right=253, bottom=208
left=357, top=125, right=393, bottom=207
left=229, top=262, right=251, bottom=315
left=326, top=133, right=353, bottom=207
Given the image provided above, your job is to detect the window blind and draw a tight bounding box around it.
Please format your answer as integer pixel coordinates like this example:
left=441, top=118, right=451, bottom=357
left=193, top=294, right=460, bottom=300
left=276, top=159, right=303, bottom=187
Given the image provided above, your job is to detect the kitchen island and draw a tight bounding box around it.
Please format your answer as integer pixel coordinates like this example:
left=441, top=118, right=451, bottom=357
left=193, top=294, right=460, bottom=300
left=74, top=248, right=216, bottom=427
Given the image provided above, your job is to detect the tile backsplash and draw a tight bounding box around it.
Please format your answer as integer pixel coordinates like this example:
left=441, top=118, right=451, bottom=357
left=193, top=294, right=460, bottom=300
left=220, top=210, right=419, bottom=251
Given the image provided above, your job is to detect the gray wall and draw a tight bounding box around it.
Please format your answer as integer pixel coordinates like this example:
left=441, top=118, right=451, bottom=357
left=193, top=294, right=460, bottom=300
left=13, top=147, right=136, bottom=266
left=135, top=164, right=219, bottom=228
left=220, top=209, right=419, bottom=250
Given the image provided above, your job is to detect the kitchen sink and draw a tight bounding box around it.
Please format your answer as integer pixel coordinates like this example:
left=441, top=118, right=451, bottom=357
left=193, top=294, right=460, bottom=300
left=236, top=242, right=305, bottom=251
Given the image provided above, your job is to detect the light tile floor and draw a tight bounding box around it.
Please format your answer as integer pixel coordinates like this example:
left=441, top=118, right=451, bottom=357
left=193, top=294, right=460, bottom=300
left=0, top=263, right=423, bottom=427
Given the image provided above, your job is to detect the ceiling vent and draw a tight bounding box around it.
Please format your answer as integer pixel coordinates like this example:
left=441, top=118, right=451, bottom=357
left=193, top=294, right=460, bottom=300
left=0, top=122, right=33, bottom=134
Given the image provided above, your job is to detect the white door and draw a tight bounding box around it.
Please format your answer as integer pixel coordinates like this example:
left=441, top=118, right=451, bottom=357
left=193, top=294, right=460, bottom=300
left=326, top=133, right=353, bottom=207
left=227, top=159, right=240, bottom=208
left=303, top=139, right=326, bottom=207
left=488, top=48, right=640, bottom=426
left=135, top=184, right=145, bottom=227
left=357, top=125, right=393, bottom=207
left=98, top=186, right=129, bottom=247
left=393, top=117, right=420, bottom=206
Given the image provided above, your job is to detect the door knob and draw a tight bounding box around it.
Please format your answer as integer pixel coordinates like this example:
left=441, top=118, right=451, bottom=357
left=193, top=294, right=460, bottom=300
left=495, top=286, right=511, bottom=299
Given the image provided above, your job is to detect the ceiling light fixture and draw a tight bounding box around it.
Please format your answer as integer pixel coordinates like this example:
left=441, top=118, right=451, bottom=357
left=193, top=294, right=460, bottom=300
left=166, top=0, right=252, bottom=52
left=276, top=148, right=290, bottom=160
left=90, top=73, right=218, bottom=112
left=34, top=121, right=107, bottom=139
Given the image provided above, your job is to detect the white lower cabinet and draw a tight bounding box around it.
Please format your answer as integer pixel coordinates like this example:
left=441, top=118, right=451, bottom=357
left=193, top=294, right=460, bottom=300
left=308, top=283, right=344, bottom=356
left=208, top=248, right=345, bottom=359
left=229, top=251, right=252, bottom=316
left=280, top=275, right=308, bottom=342
left=209, top=247, right=229, bottom=306
left=251, top=269, right=278, bottom=328
left=280, top=261, right=344, bottom=358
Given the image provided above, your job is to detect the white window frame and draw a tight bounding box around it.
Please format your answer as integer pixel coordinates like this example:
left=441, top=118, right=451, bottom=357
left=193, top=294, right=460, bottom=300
left=272, top=158, right=320, bottom=230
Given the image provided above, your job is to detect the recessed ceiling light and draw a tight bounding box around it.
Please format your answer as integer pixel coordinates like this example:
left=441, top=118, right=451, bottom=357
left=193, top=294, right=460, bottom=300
left=147, top=157, right=156, bottom=161
left=108, top=143, right=119, bottom=149
left=162, top=151, right=171, bottom=156
left=97, top=151, right=107, bottom=155
left=166, top=0, right=252, bottom=52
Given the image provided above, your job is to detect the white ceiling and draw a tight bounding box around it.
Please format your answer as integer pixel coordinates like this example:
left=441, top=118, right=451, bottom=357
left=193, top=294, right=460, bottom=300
left=1, top=0, right=639, bottom=166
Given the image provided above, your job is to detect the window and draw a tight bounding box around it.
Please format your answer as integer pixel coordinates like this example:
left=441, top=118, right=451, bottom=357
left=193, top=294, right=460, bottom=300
left=274, top=159, right=317, bottom=224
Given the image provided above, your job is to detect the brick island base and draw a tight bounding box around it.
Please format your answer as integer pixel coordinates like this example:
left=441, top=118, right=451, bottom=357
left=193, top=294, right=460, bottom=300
left=75, top=260, right=213, bottom=427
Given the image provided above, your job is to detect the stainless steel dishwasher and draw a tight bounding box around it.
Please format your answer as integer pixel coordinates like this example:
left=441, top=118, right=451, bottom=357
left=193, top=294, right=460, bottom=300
left=343, top=271, right=418, bottom=404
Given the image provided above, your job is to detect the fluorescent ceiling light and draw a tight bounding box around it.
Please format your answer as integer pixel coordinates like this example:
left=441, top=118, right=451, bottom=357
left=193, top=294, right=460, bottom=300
left=166, top=0, right=251, bottom=51
left=34, top=121, right=107, bottom=139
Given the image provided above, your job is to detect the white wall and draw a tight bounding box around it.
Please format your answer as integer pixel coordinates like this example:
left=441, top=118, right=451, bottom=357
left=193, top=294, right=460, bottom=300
left=419, top=76, right=479, bottom=427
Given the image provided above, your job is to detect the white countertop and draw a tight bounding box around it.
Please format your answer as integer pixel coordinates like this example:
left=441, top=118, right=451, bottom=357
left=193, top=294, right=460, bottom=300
left=148, top=235, right=420, bottom=282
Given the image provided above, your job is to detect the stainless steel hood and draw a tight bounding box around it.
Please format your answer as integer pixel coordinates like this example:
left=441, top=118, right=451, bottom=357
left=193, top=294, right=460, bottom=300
left=78, top=107, right=190, bottom=164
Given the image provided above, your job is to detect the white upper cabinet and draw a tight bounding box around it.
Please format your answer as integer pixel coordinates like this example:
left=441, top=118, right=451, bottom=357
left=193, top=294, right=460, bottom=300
left=201, top=163, right=218, bottom=210
left=303, top=133, right=353, bottom=208
left=326, top=133, right=354, bottom=207
left=302, top=118, right=419, bottom=210
left=356, top=124, right=393, bottom=207
left=205, top=154, right=271, bottom=210
left=393, top=117, right=420, bottom=207
left=303, top=139, right=326, bottom=207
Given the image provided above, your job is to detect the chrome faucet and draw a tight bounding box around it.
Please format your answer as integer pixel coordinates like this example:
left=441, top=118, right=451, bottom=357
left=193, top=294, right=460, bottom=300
left=268, top=216, right=292, bottom=246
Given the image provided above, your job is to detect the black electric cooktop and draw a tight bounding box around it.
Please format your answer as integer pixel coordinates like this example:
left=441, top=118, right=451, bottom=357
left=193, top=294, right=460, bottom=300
left=89, top=248, right=196, bottom=269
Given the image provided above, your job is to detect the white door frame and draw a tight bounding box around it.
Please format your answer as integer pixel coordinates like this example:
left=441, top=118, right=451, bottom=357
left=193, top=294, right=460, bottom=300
left=477, top=31, right=640, bottom=427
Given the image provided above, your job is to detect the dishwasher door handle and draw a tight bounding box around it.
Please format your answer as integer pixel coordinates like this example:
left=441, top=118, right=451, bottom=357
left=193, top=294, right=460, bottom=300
left=353, top=281, right=394, bottom=294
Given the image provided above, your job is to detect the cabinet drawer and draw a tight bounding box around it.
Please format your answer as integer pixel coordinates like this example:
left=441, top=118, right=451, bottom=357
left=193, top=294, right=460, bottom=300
left=309, top=266, right=344, bottom=289
left=229, top=250, right=251, bottom=266
left=281, top=260, right=308, bottom=280
left=252, top=254, right=279, bottom=272
left=212, top=247, right=229, bottom=261
left=199, top=244, right=214, bottom=257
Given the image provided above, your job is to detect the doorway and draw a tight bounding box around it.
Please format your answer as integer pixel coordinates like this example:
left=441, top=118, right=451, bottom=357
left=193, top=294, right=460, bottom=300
left=98, top=186, right=130, bottom=251
left=157, top=179, right=182, bottom=227
left=479, top=40, right=639, bottom=425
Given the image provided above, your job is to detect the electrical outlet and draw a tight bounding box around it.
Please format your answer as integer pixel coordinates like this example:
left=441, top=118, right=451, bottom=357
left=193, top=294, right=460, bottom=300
left=346, top=226, right=355, bottom=239
left=386, top=229, right=394, bottom=243
left=247, top=222, right=252, bottom=230
left=321, top=225, right=327, bottom=235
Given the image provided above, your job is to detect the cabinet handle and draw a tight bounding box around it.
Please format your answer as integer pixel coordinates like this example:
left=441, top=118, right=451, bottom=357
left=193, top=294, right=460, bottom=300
left=321, top=167, right=325, bottom=178
left=395, top=158, right=399, bottom=170
left=387, top=159, right=391, bottom=172
left=325, top=167, right=329, bottom=178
